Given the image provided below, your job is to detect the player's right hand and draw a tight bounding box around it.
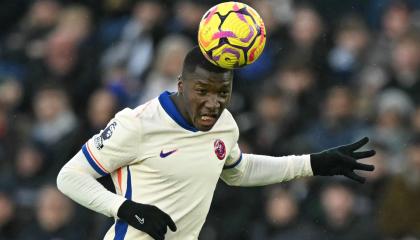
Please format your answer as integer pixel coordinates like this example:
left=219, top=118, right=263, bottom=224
left=117, top=200, right=177, bottom=240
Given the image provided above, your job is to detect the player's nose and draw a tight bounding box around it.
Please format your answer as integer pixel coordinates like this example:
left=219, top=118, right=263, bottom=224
left=204, top=94, right=221, bottom=111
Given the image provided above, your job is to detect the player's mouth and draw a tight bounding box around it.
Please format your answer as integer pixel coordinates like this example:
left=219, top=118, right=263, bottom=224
left=198, top=114, right=218, bottom=129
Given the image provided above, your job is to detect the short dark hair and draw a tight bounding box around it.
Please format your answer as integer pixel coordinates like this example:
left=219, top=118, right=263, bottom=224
left=181, top=46, right=233, bottom=79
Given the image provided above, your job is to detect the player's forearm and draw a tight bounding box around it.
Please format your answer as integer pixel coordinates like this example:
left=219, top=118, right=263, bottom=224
left=222, top=154, right=313, bottom=186
left=57, top=151, right=126, bottom=218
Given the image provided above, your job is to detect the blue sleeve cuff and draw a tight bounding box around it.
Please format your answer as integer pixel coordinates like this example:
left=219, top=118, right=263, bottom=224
left=223, top=152, right=243, bottom=169
left=82, top=143, right=108, bottom=176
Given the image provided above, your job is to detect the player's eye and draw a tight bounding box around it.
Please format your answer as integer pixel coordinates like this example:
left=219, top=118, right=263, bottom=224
left=196, top=89, right=207, bottom=95
left=219, top=90, right=229, bottom=97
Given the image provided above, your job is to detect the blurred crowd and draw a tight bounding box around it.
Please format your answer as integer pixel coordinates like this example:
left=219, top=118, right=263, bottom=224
left=0, top=0, right=420, bottom=239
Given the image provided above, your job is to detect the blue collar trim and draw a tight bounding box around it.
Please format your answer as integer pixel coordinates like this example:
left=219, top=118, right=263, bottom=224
left=158, top=91, right=198, bottom=132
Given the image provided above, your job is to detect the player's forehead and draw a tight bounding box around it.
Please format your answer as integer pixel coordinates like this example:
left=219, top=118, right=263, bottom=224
left=186, top=66, right=232, bottom=86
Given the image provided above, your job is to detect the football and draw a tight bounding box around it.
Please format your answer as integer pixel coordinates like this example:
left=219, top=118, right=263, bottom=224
left=198, top=1, right=266, bottom=69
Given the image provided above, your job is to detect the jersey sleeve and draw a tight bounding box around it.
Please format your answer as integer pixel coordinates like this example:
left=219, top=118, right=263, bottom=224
left=220, top=141, right=245, bottom=185
left=220, top=116, right=312, bottom=186
left=223, top=117, right=242, bottom=169
left=82, top=108, right=141, bottom=176
left=224, top=143, right=242, bottom=169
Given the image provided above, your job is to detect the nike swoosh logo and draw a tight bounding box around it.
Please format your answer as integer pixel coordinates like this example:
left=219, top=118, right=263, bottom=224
left=135, top=214, right=144, bottom=224
left=160, top=149, right=177, bottom=158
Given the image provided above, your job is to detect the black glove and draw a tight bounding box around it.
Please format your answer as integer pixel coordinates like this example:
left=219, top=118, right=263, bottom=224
left=310, top=137, right=375, bottom=183
left=117, top=200, right=177, bottom=240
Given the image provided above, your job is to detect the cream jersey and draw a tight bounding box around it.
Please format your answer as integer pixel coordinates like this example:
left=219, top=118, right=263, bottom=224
left=83, top=91, right=242, bottom=240
left=58, top=91, right=313, bottom=240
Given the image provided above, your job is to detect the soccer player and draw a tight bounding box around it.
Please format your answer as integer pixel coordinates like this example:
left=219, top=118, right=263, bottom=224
left=57, top=46, right=375, bottom=240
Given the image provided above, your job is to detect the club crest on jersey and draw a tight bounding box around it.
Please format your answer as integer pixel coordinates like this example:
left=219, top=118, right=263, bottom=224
left=94, top=122, right=117, bottom=150
left=214, top=139, right=226, bottom=160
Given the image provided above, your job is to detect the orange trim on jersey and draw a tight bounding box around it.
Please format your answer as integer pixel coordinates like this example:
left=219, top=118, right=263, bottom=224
left=117, top=167, right=123, bottom=193
left=86, top=143, right=109, bottom=174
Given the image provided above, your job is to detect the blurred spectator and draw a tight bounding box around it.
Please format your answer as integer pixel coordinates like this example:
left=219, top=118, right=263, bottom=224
left=0, top=191, right=19, bottom=240
left=283, top=4, right=329, bottom=83
left=2, top=0, right=61, bottom=61
left=139, top=34, right=193, bottom=103
left=13, top=144, right=47, bottom=213
left=378, top=135, right=420, bottom=239
left=317, top=182, right=381, bottom=240
left=0, top=76, right=23, bottom=112
left=290, top=4, right=324, bottom=50
left=31, top=86, right=81, bottom=177
left=273, top=58, right=320, bottom=131
left=24, top=6, right=99, bottom=114
left=358, top=1, right=417, bottom=112
left=301, top=86, right=365, bottom=152
left=243, top=88, right=296, bottom=155
left=275, top=60, right=316, bottom=98
left=18, top=185, right=84, bottom=240
left=167, top=0, right=210, bottom=41
left=101, top=0, right=166, bottom=88
left=32, top=87, right=77, bottom=145
left=84, top=88, right=119, bottom=137
left=367, top=0, right=420, bottom=29
left=367, top=0, right=412, bottom=69
left=250, top=186, right=319, bottom=240
left=327, top=15, right=371, bottom=84
left=385, top=31, right=420, bottom=104
left=43, top=31, right=79, bottom=78
left=356, top=73, right=386, bottom=123
left=55, top=4, right=93, bottom=44
left=369, top=88, right=414, bottom=172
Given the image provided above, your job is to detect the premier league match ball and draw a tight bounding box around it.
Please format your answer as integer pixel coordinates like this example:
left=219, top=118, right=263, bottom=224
left=198, top=1, right=266, bottom=69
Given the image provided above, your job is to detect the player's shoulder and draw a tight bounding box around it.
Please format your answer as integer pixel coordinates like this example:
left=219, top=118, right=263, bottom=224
left=117, top=98, right=159, bottom=119
left=225, top=109, right=240, bottom=137
left=113, top=98, right=159, bottom=127
left=216, top=109, right=239, bottom=133
left=219, top=109, right=236, bottom=124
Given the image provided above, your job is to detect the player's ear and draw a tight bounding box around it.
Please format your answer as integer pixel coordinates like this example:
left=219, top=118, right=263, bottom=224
left=177, top=75, right=184, bottom=94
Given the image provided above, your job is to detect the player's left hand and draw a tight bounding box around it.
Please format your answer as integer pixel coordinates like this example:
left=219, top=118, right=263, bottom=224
left=117, top=200, right=177, bottom=240
left=310, top=137, right=375, bottom=183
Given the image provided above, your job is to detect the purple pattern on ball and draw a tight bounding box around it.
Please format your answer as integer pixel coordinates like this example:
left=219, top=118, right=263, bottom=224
left=223, top=48, right=240, bottom=59
left=235, top=12, right=247, bottom=23
left=233, top=3, right=247, bottom=22
left=240, top=25, right=254, bottom=43
left=212, top=31, right=236, bottom=39
left=232, top=5, right=255, bottom=43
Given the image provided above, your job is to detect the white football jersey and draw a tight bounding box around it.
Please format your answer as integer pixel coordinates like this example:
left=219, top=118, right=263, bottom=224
left=82, top=91, right=242, bottom=240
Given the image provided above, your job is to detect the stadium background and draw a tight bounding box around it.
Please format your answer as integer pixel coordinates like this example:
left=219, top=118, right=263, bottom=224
left=0, top=0, right=420, bottom=239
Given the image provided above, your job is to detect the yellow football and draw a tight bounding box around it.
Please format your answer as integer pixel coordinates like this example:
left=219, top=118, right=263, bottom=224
left=198, top=1, right=266, bottom=69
